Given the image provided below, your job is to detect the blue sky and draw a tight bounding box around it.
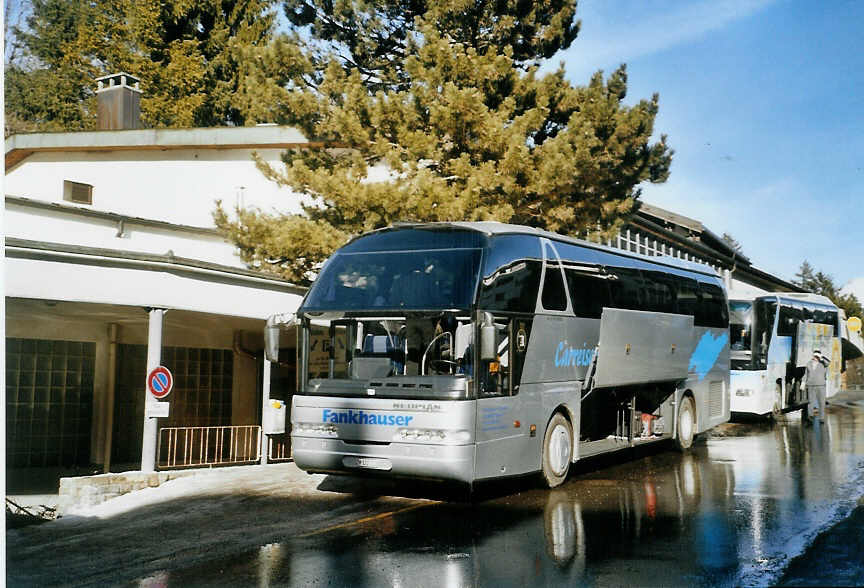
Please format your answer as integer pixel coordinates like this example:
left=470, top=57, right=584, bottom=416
left=551, top=0, right=863, bottom=298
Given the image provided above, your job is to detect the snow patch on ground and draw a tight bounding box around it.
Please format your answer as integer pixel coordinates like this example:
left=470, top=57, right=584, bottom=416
left=58, top=464, right=327, bottom=523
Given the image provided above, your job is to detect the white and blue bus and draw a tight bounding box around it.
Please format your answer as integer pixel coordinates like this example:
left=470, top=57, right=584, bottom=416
left=269, top=222, right=730, bottom=488
left=729, top=293, right=843, bottom=417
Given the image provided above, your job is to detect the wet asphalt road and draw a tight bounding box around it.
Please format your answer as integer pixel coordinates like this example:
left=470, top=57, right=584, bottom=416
left=8, top=393, right=864, bottom=587
left=135, top=395, right=864, bottom=588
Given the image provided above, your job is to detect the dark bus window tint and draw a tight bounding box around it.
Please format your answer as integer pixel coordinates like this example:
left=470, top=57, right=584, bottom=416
left=811, top=308, right=838, bottom=334
left=675, top=277, right=700, bottom=316
left=824, top=311, right=839, bottom=335
left=483, top=235, right=542, bottom=275
left=565, top=270, right=610, bottom=318
left=541, top=263, right=568, bottom=311
left=478, top=235, right=543, bottom=313
left=777, top=305, right=802, bottom=336
left=477, top=260, right=542, bottom=313
left=754, top=299, right=777, bottom=369
left=341, top=227, right=487, bottom=253
left=642, top=271, right=677, bottom=313
left=812, top=308, right=826, bottom=324
left=608, top=267, right=643, bottom=310
left=696, top=283, right=729, bottom=328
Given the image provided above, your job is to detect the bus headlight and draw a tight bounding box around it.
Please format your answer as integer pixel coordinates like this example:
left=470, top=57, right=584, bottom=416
left=735, top=388, right=754, bottom=397
left=394, top=428, right=471, bottom=444
left=292, top=422, right=338, bottom=436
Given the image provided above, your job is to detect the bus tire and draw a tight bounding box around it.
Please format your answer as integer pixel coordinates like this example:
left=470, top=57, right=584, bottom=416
left=675, top=395, right=696, bottom=451
left=542, top=413, right=573, bottom=488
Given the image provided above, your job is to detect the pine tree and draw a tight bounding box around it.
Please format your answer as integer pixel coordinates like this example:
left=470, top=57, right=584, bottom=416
left=793, top=260, right=818, bottom=291
left=5, top=0, right=280, bottom=133
left=281, top=0, right=580, bottom=92
left=793, top=261, right=863, bottom=319
left=721, top=232, right=743, bottom=254
left=216, top=2, right=673, bottom=283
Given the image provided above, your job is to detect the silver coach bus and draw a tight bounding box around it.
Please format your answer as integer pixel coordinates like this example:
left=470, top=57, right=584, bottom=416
left=270, top=222, right=730, bottom=488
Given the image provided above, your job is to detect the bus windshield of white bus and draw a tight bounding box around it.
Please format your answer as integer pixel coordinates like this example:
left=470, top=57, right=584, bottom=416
left=729, top=301, right=752, bottom=352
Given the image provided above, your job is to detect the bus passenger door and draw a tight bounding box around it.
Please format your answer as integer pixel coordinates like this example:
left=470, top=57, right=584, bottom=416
left=474, top=317, right=529, bottom=480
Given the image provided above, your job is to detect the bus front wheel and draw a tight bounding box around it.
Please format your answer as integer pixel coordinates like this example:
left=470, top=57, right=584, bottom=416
left=675, top=395, right=696, bottom=451
left=542, top=413, right=573, bottom=488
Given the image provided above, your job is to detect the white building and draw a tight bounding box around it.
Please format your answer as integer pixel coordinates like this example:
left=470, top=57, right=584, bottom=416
left=5, top=74, right=306, bottom=475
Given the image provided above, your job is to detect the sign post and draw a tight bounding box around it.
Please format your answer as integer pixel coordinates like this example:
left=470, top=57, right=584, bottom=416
left=141, top=308, right=165, bottom=472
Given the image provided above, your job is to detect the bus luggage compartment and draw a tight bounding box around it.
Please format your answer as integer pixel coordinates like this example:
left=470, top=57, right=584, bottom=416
left=593, top=309, right=694, bottom=389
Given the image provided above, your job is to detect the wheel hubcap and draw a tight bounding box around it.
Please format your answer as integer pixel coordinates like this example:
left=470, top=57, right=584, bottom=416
left=549, top=424, right=571, bottom=475
left=681, top=404, right=693, bottom=442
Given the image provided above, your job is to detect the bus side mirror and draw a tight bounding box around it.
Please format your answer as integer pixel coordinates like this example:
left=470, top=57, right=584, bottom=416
left=265, top=313, right=296, bottom=363
left=479, top=311, right=497, bottom=361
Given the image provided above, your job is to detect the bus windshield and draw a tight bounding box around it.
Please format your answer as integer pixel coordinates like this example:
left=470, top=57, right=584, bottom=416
left=729, top=301, right=753, bottom=351
left=303, top=248, right=483, bottom=312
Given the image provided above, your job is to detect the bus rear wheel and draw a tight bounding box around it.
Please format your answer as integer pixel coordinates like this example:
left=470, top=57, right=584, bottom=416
left=542, top=413, right=573, bottom=488
left=675, top=395, right=696, bottom=451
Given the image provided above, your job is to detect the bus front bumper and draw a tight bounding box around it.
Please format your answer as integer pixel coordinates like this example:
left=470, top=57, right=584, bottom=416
left=291, top=436, right=476, bottom=484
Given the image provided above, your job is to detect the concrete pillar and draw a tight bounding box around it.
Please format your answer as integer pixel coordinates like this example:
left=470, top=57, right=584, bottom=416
left=103, top=324, right=119, bottom=473
left=140, top=308, right=165, bottom=472
left=91, top=323, right=119, bottom=472
left=91, top=331, right=109, bottom=466
left=231, top=331, right=259, bottom=432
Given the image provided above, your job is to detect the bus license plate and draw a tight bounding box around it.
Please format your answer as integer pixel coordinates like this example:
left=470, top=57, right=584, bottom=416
left=344, top=456, right=392, bottom=471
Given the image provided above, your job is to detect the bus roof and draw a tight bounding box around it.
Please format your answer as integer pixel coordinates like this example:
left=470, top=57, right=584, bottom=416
left=351, top=221, right=722, bottom=279
left=730, top=292, right=837, bottom=309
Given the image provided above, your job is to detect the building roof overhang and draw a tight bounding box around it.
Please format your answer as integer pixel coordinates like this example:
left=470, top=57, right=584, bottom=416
left=5, top=125, right=316, bottom=171
left=6, top=237, right=304, bottom=292
left=6, top=195, right=221, bottom=236
left=5, top=237, right=306, bottom=320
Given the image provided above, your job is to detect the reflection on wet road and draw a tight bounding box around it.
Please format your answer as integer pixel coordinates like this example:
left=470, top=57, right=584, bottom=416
left=143, top=401, right=864, bottom=587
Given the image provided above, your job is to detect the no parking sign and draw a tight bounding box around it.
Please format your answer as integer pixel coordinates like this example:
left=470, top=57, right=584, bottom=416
left=147, top=366, right=174, bottom=399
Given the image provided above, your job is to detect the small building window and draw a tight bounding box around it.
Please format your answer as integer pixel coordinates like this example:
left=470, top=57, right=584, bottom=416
left=63, top=180, right=93, bottom=205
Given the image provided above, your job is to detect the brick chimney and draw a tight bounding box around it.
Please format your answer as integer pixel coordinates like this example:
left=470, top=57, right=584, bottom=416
left=96, top=73, right=142, bottom=130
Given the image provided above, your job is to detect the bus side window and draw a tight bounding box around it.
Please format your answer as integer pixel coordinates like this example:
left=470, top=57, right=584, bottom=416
left=642, top=271, right=676, bottom=314
left=777, top=305, right=802, bottom=336
left=478, top=235, right=542, bottom=313
left=608, top=267, right=643, bottom=311
left=541, top=261, right=568, bottom=311
left=824, top=311, right=839, bottom=335
left=810, top=307, right=839, bottom=334
left=675, top=276, right=700, bottom=317
left=565, top=270, right=610, bottom=319
left=696, top=283, right=729, bottom=328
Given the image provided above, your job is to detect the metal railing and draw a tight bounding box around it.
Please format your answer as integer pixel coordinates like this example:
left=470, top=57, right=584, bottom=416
left=158, top=425, right=261, bottom=469
left=268, top=434, right=292, bottom=462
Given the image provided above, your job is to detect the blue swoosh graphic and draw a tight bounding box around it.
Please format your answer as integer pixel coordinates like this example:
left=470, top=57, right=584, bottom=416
left=689, top=332, right=729, bottom=380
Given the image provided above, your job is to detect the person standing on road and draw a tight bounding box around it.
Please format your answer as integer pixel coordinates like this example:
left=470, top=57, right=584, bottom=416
left=805, top=350, right=829, bottom=423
